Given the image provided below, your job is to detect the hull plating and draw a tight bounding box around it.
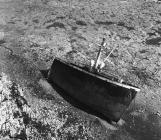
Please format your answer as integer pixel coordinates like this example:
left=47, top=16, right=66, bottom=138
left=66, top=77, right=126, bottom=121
left=48, top=58, right=139, bottom=122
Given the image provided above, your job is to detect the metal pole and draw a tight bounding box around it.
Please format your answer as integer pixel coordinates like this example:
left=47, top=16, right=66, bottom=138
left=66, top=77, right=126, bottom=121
left=94, top=38, right=106, bottom=69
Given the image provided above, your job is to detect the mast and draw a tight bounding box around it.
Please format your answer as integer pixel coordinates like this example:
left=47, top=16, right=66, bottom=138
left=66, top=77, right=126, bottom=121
left=94, top=38, right=106, bottom=70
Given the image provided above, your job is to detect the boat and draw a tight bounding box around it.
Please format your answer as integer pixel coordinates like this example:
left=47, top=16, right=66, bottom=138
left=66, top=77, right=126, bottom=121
left=47, top=38, right=140, bottom=122
left=48, top=58, right=140, bottom=122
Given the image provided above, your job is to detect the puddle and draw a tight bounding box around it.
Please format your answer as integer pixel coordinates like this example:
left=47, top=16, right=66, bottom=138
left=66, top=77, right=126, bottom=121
left=95, top=20, right=114, bottom=26
left=94, top=21, right=135, bottom=31
left=145, top=37, right=161, bottom=45
left=117, top=22, right=135, bottom=31
left=46, top=22, right=65, bottom=29
left=76, top=20, right=87, bottom=26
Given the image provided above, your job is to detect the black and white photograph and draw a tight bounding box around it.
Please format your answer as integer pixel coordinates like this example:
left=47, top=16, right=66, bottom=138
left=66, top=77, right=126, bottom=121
left=0, top=0, right=161, bottom=139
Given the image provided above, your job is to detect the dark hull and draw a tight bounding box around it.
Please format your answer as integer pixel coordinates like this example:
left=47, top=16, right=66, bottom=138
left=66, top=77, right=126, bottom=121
left=48, top=58, right=140, bottom=122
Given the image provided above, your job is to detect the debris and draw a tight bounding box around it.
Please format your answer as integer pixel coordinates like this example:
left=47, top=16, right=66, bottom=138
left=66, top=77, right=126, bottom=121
left=156, top=111, right=161, bottom=117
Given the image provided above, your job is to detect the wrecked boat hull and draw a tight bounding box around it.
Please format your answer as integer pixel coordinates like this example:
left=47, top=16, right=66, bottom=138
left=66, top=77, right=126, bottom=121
left=48, top=58, right=140, bottom=122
